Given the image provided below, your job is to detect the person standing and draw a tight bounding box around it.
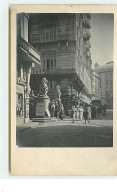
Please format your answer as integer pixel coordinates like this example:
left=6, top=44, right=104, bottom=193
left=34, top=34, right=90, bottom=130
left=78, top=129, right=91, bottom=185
left=57, top=103, right=61, bottom=121
left=79, top=106, right=83, bottom=121
left=71, top=105, right=76, bottom=123
left=51, top=102, right=55, bottom=118
left=60, top=103, right=64, bottom=120
left=83, top=107, right=89, bottom=123
left=76, top=105, right=80, bottom=120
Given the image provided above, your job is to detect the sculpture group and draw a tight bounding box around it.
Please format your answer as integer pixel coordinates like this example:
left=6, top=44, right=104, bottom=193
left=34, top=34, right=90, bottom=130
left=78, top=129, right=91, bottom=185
left=31, top=77, right=62, bottom=121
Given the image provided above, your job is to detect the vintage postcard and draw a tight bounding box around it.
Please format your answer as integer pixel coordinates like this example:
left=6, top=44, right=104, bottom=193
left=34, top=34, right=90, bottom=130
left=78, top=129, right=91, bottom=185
left=9, top=4, right=117, bottom=175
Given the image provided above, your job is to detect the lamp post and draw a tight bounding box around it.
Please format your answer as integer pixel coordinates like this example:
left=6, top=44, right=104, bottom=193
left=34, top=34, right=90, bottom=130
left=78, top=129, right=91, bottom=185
left=24, top=85, right=26, bottom=123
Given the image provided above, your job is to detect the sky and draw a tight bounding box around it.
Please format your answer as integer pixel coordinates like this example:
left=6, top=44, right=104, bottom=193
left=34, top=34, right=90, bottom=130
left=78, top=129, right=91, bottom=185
left=90, top=14, right=114, bottom=67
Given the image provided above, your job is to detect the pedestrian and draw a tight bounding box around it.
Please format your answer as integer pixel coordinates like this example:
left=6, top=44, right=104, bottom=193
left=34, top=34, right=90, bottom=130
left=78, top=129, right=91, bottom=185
left=50, top=101, right=55, bottom=118
left=83, top=108, right=89, bottom=123
left=79, top=106, right=83, bottom=121
left=102, top=104, right=107, bottom=115
left=71, top=105, right=76, bottom=123
left=76, top=105, right=80, bottom=120
left=57, top=103, right=61, bottom=121
left=59, top=104, right=64, bottom=120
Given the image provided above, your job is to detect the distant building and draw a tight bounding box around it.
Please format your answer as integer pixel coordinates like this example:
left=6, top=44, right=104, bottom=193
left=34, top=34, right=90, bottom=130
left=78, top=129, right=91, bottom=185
left=95, top=61, right=113, bottom=108
left=29, top=13, right=93, bottom=113
left=91, top=68, right=100, bottom=100
left=16, top=13, right=41, bottom=124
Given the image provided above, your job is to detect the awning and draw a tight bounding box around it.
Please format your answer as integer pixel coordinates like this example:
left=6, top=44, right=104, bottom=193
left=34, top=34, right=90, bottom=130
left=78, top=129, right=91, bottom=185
left=79, top=94, right=91, bottom=105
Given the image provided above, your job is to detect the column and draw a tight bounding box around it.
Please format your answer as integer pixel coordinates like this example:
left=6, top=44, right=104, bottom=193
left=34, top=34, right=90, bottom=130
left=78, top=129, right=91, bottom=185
left=26, top=67, right=31, bottom=93
left=25, top=67, right=31, bottom=122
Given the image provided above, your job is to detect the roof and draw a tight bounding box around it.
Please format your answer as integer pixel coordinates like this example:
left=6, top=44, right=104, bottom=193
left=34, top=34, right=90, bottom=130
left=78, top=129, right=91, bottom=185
left=95, top=61, right=113, bottom=73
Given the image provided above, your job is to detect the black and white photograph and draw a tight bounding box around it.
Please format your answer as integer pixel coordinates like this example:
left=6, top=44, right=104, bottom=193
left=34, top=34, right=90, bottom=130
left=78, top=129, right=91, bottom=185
left=16, top=13, right=113, bottom=147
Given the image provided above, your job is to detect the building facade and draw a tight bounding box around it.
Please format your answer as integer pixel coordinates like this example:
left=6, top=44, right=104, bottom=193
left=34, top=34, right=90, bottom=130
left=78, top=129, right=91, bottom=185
left=95, top=61, right=113, bottom=108
left=29, top=13, right=93, bottom=113
left=91, top=67, right=100, bottom=100
left=16, top=13, right=41, bottom=124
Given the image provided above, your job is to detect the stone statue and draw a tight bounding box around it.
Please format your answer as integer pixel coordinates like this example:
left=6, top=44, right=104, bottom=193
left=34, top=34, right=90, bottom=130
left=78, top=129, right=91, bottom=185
left=55, top=85, right=61, bottom=101
left=30, top=90, right=34, bottom=98
left=40, top=77, right=49, bottom=97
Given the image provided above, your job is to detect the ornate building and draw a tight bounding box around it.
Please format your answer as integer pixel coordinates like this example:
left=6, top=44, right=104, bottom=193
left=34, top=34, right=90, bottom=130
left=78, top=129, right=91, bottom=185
left=29, top=13, right=93, bottom=114
left=16, top=13, right=41, bottom=124
left=95, top=61, right=113, bottom=108
left=91, top=63, right=100, bottom=100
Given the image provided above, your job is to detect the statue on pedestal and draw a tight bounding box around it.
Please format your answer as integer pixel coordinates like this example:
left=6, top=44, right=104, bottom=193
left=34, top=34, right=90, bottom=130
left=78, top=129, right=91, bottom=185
left=33, top=77, right=51, bottom=119
left=40, top=77, right=49, bottom=97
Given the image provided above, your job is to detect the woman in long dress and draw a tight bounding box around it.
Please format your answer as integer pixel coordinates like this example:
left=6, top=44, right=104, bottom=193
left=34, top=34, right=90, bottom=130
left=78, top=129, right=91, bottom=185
left=71, top=105, right=76, bottom=123
left=79, top=106, right=83, bottom=121
left=76, top=105, right=80, bottom=120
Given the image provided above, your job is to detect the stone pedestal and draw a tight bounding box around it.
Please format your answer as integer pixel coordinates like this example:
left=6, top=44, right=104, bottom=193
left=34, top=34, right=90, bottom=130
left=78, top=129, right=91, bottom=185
left=36, top=96, right=50, bottom=118
left=32, top=95, right=52, bottom=122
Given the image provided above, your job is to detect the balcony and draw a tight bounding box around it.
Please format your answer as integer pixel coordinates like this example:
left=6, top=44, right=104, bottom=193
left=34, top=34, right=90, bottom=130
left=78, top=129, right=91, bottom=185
left=30, top=33, right=69, bottom=44
left=43, top=68, right=77, bottom=75
left=86, top=50, right=91, bottom=58
left=82, top=18, right=91, bottom=29
left=18, top=37, right=41, bottom=65
left=85, top=41, right=91, bottom=50
left=83, top=30, right=91, bottom=41
left=43, top=68, right=92, bottom=94
left=57, top=34, right=69, bottom=41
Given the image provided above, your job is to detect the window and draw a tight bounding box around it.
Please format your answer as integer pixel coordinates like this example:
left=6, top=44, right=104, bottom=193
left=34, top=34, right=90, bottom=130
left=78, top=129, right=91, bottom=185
left=43, top=26, right=56, bottom=41
left=32, top=24, right=39, bottom=30
left=32, top=24, right=39, bottom=35
left=42, top=53, right=56, bottom=73
left=58, top=25, right=61, bottom=33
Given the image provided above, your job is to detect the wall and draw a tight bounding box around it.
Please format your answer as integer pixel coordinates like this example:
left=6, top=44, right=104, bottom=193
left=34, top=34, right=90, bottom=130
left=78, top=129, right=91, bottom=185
left=100, top=71, right=113, bottom=108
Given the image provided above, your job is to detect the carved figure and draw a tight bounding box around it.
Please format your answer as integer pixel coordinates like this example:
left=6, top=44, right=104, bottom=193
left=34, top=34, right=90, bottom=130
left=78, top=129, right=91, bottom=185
left=55, top=85, right=61, bottom=100
left=40, top=77, right=49, bottom=96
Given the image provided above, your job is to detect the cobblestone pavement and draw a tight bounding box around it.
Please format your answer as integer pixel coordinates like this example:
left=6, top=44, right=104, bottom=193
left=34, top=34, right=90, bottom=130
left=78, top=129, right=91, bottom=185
left=16, top=110, right=113, bottom=147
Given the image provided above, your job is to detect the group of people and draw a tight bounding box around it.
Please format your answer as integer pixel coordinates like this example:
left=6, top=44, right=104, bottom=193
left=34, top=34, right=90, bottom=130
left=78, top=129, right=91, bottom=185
left=71, top=105, right=91, bottom=123
left=49, top=101, right=65, bottom=121
left=71, top=104, right=107, bottom=123
left=49, top=100, right=107, bottom=123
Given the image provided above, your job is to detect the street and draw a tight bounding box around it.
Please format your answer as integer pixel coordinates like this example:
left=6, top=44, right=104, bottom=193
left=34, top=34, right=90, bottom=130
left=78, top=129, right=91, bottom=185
left=16, top=110, right=113, bottom=147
